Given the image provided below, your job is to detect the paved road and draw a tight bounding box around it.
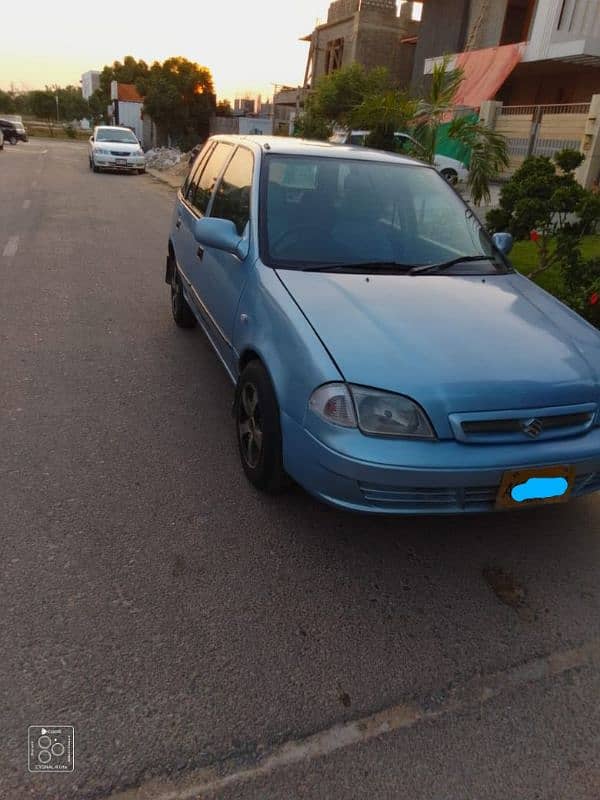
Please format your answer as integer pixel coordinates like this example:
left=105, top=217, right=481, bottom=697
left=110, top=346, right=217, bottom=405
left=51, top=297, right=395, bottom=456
left=1, top=139, right=599, bottom=800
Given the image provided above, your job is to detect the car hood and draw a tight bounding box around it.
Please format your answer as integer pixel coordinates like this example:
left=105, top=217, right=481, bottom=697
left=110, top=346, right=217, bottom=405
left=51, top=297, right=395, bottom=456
left=277, top=269, right=600, bottom=430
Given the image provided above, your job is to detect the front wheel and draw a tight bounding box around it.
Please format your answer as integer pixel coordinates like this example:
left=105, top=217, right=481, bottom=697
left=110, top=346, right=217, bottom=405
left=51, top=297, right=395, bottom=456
left=235, top=361, right=288, bottom=493
left=8, top=135, right=17, bottom=146
left=170, top=261, right=196, bottom=328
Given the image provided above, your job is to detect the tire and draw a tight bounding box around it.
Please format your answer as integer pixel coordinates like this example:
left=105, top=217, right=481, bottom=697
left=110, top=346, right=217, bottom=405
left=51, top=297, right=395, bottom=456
left=235, top=361, right=288, bottom=493
left=169, top=260, right=196, bottom=329
left=88, top=156, right=93, bottom=170
left=9, top=135, right=17, bottom=146
left=92, top=158, right=99, bottom=173
left=138, top=168, right=146, bottom=175
left=441, top=168, right=458, bottom=185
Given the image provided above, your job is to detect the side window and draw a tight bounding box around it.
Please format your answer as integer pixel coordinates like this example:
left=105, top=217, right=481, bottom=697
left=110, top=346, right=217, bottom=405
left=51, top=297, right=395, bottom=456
left=190, top=142, right=233, bottom=216
left=210, top=147, right=254, bottom=236
left=183, top=142, right=213, bottom=198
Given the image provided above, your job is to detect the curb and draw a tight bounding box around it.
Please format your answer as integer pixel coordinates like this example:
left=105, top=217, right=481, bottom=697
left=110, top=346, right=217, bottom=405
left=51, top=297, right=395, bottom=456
left=146, top=167, right=183, bottom=189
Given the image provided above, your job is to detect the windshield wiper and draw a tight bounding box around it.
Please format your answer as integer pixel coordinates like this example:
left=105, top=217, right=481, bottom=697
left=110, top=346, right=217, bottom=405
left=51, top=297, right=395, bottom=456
left=302, top=261, right=414, bottom=274
left=409, top=255, right=496, bottom=275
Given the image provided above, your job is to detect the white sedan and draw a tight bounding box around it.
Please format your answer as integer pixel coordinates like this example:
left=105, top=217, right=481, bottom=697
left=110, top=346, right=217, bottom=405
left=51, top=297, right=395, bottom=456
left=329, top=129, right=469, bottom=185
left=88, top=126, right=146, bottom=174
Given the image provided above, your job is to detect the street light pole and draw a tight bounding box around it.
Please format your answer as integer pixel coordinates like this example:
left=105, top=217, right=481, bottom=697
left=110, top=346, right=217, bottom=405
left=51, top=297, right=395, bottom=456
left=55, top=95, right=59, bottom=122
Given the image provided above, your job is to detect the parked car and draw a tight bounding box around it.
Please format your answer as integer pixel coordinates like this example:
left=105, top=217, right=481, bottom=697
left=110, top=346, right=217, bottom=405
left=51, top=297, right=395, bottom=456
left=329, top=129, right=469, bottom=184
left=166, top=135, right=600, bottom=515
left=0, top=118, right=28, bottom=145
left=88, top=125, right=146, bottom=174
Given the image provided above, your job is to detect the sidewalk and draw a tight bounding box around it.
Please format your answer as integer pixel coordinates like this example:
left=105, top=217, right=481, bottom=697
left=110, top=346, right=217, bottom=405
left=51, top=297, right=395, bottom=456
left=146, top=167, right=182, bottom=190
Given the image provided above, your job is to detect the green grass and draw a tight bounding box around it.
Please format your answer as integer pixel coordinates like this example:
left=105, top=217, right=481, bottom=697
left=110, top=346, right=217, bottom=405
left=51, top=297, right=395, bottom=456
left=509, top=235, right=600, bottom=295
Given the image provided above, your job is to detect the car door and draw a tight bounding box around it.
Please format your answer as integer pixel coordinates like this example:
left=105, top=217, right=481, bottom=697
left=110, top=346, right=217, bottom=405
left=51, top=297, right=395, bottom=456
left=188, top=145, right=255, bottom=375
left=171, top=140, right=233, bottom=312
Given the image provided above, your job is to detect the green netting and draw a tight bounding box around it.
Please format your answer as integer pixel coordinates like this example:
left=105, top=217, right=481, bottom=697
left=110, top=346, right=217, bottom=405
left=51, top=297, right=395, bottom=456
left=434, top=114, right=478, bottom=167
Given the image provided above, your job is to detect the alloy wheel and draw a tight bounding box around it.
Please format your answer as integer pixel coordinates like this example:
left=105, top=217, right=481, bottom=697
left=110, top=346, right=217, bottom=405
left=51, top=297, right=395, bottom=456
left=238, top=382, right=263, bottom=469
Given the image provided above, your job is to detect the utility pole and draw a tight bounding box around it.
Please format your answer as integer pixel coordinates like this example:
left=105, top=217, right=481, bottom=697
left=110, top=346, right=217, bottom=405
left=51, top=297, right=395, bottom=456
left=55, top=94, right=59, bottom=122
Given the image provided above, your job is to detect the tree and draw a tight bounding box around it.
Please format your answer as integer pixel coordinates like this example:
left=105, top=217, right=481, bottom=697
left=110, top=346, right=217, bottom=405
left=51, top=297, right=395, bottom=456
left=486, top=149, right=598, bottom=275
left=99, top=56, right=149, bottom=101
left=411, top=57, right=465, bottom=165
left=56, top=86, right=89, bottom=121
left=29, top=90, right=56, bottom=121
left=216, top=99, right=232, bottom=116
left=138, top=57, right=215, bottom=146
left=88, top=90, right=107, bottom=124
left=0, top=89, right=16, bottom=114
left=446, top=116, right=509, bottom=205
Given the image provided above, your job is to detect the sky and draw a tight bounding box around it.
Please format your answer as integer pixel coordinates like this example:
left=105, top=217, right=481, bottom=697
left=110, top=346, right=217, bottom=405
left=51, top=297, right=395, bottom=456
left=0, top=0, right=413, bottom=102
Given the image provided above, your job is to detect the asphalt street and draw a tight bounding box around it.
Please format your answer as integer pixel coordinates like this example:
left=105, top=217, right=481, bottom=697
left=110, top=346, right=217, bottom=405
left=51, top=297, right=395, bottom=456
left=1, top=139, right=599, bottom=800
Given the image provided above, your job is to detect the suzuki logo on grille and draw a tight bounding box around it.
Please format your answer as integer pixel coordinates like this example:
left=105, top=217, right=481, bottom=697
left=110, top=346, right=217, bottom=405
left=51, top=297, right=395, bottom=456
left=521, top=417, right=544, bottom=438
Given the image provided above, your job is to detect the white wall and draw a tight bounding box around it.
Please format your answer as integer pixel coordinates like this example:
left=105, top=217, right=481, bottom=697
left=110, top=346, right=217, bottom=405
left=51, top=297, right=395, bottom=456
left=118, top=102, right=143, bottom=141
left=238, top=117, right=273, bottom=135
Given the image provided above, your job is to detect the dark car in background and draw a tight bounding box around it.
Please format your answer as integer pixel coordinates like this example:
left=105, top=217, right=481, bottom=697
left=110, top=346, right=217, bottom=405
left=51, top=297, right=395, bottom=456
left=0, top=119, right=28, bottom=145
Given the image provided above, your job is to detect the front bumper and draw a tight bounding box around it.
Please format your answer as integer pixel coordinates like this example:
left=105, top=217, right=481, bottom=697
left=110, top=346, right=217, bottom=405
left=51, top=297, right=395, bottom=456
left=281, top=412, right=600, bottom=514
left=93, top=155, right=145, bottom=170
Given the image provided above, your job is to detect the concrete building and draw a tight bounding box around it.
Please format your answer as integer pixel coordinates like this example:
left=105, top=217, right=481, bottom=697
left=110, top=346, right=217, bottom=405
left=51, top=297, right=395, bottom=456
left=302, top=0, right=421, bottom=89
left=413, top=0, right=600, bottom=106
left=233, top=98, right=256, bottom=115
left=80, top=70, right=100, bottom=100
left=273, top=0, right=421, bottom=135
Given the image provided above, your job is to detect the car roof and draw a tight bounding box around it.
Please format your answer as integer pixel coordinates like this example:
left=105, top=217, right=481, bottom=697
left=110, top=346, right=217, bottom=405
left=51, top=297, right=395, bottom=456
left=94, top=125, right=135, bottom=131
left=208, top=135, right=426, bottom=167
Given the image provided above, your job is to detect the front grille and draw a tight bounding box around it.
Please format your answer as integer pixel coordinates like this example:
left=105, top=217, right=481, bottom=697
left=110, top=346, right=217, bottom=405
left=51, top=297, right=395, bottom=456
left=358, top=482, right=498, bottom=512
left=358, top=472, right=600, bottom=512
left=110, top=151, right=128, bottom=157
left=461, top=412, right=593, bottom=436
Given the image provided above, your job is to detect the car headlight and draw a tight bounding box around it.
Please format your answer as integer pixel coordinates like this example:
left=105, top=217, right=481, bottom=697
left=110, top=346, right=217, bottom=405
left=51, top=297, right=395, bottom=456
left=94, top=147, right=109, bottom=155
left=309, top=383, right=435, bottom=439
left=134, top=148, right=145, bottom=157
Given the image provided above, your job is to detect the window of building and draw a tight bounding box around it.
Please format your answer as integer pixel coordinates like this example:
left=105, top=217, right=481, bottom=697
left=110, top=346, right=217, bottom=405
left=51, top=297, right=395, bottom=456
left=210, top=147, right=254, bottom=236
left=500, top=0, right=537, bottom=45
left=325, top=38, right=344, bottom=74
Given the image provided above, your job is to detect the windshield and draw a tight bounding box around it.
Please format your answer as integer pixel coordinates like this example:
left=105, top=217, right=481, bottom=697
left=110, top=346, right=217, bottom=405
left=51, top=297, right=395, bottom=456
left=96, top=128, right=138, bottom=143
left=261, top=155, right=509, bottom=274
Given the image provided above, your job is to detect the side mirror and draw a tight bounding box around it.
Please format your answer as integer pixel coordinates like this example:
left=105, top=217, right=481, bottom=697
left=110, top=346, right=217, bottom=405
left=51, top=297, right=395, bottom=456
left=89, top=135, right=94, bottom=143
left=193, top=217, right=248, bottom=260
left=492, top=232, right=513, bottom=255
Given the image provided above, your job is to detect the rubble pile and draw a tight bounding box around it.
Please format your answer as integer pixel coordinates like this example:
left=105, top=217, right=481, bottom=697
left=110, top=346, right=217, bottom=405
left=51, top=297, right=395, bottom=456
left=144, top=147, right=183, bottom=170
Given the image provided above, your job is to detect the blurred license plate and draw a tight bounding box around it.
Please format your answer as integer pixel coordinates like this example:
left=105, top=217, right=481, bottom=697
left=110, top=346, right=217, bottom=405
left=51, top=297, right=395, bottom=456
left=116, top=158, right=127, bottom=166
left=495, top=465, right=575, bottom=510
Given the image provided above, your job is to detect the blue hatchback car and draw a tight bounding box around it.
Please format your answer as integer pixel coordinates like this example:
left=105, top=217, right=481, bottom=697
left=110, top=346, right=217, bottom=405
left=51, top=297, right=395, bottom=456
left=166, top=135, right=600, bottom=514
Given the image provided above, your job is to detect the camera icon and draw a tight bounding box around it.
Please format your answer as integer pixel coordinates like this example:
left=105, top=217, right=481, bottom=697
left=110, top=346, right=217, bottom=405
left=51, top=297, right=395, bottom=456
left=28, top=726, right=74, bottom=772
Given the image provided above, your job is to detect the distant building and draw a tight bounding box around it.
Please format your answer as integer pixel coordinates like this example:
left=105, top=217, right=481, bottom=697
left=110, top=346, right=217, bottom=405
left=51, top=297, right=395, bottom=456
left=81, top=71, right=100, bottom=100
left=233, top=98, right=256, bottom=115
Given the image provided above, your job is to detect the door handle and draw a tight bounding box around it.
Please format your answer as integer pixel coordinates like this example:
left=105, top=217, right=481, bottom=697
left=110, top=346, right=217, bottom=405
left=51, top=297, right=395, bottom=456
left=175, top=218, right=182, bottom=229
left=196, top=247, right=204, bottom=261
